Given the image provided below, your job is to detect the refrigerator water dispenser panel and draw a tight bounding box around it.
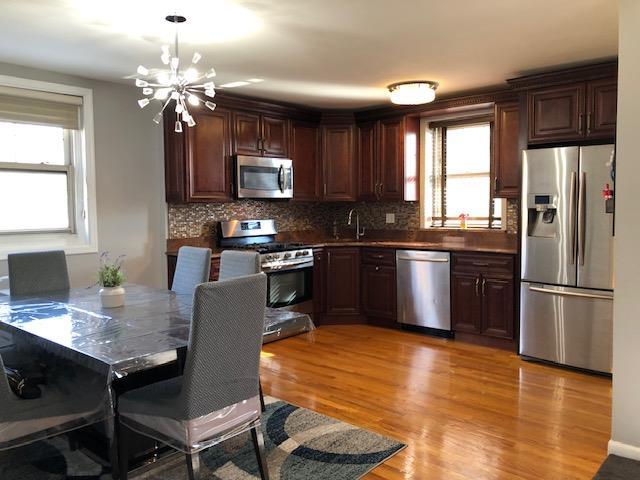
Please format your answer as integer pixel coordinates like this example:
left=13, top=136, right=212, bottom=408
left=527, top=194, right=558, bottom=238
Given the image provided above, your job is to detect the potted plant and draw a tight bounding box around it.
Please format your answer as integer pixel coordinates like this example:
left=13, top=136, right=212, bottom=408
left=97, top=252, right=125, bottom=308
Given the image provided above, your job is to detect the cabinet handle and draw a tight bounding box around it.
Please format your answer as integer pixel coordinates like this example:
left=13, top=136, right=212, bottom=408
left=475, top=277, right=480, bottom=296
left=472, top=262, right=489, bottom=267
left=323, top=183, right=327, bottom=196
left=586, top=112, right=592, bottom=135
left=579, top=113, right=584, bottom=135
left=482, top=278, right=486, bottom=296
left=375, top=266, right=380, bottom=271
left=494, top=177, right=498, bottom=193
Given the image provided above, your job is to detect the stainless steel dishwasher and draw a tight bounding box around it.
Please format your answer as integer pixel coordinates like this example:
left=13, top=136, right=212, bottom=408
left=396, top=250, right=451, bottom=335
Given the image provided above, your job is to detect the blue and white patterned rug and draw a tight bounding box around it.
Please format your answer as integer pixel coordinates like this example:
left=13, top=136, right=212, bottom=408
left=0, top=397, right=405, bottom=479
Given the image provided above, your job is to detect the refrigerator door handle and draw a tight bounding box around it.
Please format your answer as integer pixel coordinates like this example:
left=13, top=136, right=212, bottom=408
left=578, top=171, right=587, bottom=266
left=528, top=285, right=613, bottom=301
left=569, top=172, right=577, bottom=265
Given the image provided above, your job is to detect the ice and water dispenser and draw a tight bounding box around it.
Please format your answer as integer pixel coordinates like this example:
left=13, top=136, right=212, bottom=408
left=526, top=194, right=558, bottom=238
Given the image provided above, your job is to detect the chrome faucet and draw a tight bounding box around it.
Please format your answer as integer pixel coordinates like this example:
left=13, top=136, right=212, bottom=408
left=347, top=208, right=366, bottom=241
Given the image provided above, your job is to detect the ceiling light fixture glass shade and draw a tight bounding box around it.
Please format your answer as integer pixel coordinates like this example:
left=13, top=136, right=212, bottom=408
left=134, top=15, right=218, bottom=132
left=388, top=81, right=439, bottom=105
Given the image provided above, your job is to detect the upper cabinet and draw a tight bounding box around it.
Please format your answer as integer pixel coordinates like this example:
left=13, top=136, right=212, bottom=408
left=233, top=112, right=288, bottom=157
left=586, top=78, right=618, bottom=139
left=164, top=107, right=233, bottom=203
left=321, top=124, right=356, bottom=201
left=290, top=120, right=321, bottom=201
left=492, top=100, right=521, bottom=199
left=357, top=116, right=418, bottom=202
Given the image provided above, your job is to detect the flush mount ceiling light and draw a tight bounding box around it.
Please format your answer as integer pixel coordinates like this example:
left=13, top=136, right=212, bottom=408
left=387, top=81, right=439, bottom=105
left=135, top=15, right=218, bottom=133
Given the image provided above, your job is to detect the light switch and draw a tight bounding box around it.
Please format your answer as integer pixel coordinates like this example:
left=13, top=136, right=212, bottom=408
left=385, top=213, right=395, bottom=224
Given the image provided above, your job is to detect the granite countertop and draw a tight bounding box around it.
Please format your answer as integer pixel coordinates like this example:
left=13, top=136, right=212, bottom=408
left=167, top=238, right=517, bottom=257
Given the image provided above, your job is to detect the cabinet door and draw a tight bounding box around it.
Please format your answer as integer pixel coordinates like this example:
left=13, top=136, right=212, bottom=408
left=451, top=271, right=482, bottom=334
left=322, top=125, right=356, bottom=201
left=262, top=115, right=288, bottom=157
left=313, top=249, right=326, bottom=322
left=378, top=118, right=404, bottom=201
left=362, top=264, right=396, bottom=319
left=233, top=112, right=261, bottom=156
left=528, top=82, right=585, bottom=144
left=586, top=78, right=617, bottom=139
left=325, top=248, right=360, bottom=316
left=481, top=276, right=515, bottom=339
left=290, top=121, right=321, bottom=201
left=357, top=122, right=378, bottom=201
left=185, top=108, right=232, bottom=201
left=492, top=101, right=521, bottom=198
left=163, top=111, right=187, bottom=203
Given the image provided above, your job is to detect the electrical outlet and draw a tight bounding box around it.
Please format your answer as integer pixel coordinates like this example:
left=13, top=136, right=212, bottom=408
left=385, top=213, right=395, bottom=224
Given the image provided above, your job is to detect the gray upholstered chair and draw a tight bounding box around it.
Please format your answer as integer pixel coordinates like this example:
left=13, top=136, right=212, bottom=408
left=7, top=250, right=70, bottom=297
left=218, top=249, right=266, bottom=411
left=118, top=274, right=269, bottom=480
left=171, top=246, right=212, bottom=295
left=218, top=250, right=261, bottom=281
left=0, top=353, right=109, bottom=451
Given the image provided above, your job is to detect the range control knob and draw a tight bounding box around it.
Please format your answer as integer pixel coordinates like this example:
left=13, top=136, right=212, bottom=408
left=283, top=253, right=291, bottom=259
left=302, top=250, right=309, bottom=256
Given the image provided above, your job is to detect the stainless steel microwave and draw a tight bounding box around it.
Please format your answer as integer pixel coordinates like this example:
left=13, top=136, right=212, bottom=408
left=235, top=155, right=293, bottom=199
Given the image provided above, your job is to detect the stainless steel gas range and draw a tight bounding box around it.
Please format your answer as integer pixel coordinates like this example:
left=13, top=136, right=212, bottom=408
left=218, top=219, right=314, bottom=315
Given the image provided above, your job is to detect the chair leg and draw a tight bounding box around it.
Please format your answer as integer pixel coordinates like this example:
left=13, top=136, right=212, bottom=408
left=186, top=452, right=201, bottom=480
left=106, top=414, right=121, bottom=480
left=259, top=380, right=266, bottom=413
left=250, top=426, right=270, bottom=480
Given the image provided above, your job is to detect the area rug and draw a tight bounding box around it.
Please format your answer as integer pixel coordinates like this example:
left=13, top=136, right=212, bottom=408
left=0, top=396, right=405, bottom=480
left=593, top=454, right=640, bottom=479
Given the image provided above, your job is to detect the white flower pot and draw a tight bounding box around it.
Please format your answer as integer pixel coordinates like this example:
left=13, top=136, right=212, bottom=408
left=99, top=286, right=125, bottom=308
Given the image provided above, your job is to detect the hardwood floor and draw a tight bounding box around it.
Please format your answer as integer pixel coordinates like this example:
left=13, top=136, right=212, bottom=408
left=260, top=325, right=611, bottom=480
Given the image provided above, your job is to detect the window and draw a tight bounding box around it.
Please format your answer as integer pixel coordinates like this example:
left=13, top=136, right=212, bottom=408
left=423, top=119, right=502, bottom=229
left=0, top=122, right=74, bottom=233
left=0, top=76, right=97, bottom=258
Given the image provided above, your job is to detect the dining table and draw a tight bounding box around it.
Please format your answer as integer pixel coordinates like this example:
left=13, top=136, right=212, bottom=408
left=0, top=283, right=314, bottom=478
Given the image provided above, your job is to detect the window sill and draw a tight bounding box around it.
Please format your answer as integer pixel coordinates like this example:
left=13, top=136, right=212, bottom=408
left=420, top=226, right=506, bottom=233
left=0, top=232, right=98, bottom=260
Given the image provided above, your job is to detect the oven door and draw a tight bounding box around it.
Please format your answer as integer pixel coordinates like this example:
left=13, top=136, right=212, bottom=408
left=236, top=155, right=293, bottom=199
left=266, top=266, right=312, bottom=309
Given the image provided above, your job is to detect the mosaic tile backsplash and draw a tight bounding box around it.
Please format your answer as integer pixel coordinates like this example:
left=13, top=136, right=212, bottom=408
left=168, top=199, right=519, bottom=239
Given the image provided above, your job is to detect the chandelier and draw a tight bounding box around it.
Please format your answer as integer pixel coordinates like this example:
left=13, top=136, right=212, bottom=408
left=135, top=15, right=217, bottom=133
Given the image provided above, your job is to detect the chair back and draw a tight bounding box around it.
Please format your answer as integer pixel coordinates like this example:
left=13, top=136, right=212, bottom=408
left=8, top=251, right=70, bottom=297
left=171, top=247, right=212, bottom=295
left=218, top=250, right=261, bottom=281
left=179, top=273, right=266, bottom=419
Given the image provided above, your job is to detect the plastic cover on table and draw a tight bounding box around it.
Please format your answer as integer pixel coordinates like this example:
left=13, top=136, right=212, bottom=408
left=0, top=344, right=113, bottom=451
left=263, top=308, right=315, bottom=343
left=120, top=395, right=261, bottom=454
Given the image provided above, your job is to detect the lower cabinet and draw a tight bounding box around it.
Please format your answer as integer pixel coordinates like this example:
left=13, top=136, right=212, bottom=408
left=451, top=253, right=516, bottom=349
left=361, top=249, right=397, bottom=327
left=323, top=247, right=362, bottom=323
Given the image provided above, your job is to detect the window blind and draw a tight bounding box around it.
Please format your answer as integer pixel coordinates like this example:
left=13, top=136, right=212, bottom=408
left=0, top=85, right=82, bottom=130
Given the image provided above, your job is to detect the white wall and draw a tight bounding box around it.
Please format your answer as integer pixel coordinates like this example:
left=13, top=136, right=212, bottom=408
left=609, top=0, right=640, bottom=460
left=0, top=62, right=167, bottom=289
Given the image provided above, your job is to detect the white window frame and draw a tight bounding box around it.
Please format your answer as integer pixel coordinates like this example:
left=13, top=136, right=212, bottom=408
left=0, top=75, right=97, bottom=259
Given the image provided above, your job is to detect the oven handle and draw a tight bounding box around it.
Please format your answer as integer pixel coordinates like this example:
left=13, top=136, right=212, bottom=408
left=262, top=261, right=314, bottom=273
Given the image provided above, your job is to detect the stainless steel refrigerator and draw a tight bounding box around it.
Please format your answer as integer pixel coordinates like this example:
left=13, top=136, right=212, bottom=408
left=520, top=145, right=615, bottom=373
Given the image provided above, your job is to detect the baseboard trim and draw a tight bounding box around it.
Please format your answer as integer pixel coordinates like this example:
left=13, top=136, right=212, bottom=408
left=608, top=440, right=640, bottom=460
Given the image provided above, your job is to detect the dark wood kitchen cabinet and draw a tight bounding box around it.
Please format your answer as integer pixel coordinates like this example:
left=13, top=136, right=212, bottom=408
left=323, top=247, right=362, bottom=323
left=361, top=248, right=397, bottom=326
left=233, top=112, right=288, bottom=157
left=527, top=77, right=617, bottom=144
left=290, top=121, right=321, bottom=201
left=164, top=107, right=232, bottom=203
left=492, top=101, right=521, bottom=198
left=451, top=252, right=516, bottom=350
left=357, top=116, right=419, bottom=202
left=321, top=125, right=356, bottom=201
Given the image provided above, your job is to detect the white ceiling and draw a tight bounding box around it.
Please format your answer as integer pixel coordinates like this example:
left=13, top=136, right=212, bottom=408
left=0, top=0, right=618, bottom=108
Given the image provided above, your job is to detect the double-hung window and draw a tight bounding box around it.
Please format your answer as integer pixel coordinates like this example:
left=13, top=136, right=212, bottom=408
left=0, top=78, right=97, bottom=257
left=423, top=118, right=502, bottom=229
